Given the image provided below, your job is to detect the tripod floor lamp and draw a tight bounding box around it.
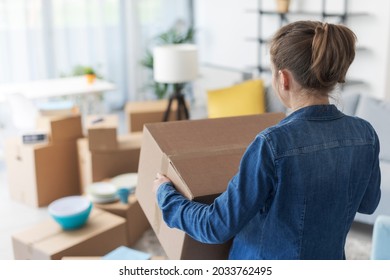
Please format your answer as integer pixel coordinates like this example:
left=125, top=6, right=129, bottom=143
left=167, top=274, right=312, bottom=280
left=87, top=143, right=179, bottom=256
left=153, top=44, right=198, bottom=121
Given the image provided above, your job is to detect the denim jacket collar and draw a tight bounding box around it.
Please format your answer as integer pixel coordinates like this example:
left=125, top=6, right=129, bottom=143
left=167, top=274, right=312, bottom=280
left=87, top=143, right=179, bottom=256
left=281, top=104, right=344, bottom=124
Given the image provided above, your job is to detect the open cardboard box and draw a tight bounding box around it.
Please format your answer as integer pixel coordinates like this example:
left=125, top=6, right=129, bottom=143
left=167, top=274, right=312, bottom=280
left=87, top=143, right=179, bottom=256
left=136, top=113, right=285, bottom=259
left=5, top=114, right=84, bottom=207
left=36, top=114, right=83, bottom=143
left=5, top=139, right=81, bottom=207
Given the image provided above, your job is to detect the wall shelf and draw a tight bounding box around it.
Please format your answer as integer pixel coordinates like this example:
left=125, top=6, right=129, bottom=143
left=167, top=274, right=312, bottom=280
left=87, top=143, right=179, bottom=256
left=253, top=0, right=368, bottom=87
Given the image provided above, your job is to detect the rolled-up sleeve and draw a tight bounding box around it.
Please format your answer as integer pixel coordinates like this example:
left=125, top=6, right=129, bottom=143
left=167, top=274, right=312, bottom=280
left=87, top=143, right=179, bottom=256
left=156, top=134, right=276, bottom=244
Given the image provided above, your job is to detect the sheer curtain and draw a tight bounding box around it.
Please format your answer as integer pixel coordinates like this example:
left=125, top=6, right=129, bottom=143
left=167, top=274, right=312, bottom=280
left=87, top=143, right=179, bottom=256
left=0, top=0, right=125, bottom=108
left=0, top=0, right=192, bottom=109
left=129, top=0, right=192, bottom=101
left=0, top=0, right=191, bottom=159
left=0, top=0, right=46, bottom=82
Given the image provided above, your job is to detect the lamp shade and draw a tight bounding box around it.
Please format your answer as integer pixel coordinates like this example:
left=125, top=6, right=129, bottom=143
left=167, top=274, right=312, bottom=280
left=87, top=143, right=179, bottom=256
left=153, top=44, right=198, bottom=83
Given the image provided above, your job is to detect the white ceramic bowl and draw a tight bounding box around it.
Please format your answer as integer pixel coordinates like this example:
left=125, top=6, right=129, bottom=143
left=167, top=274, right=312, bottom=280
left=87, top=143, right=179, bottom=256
left=48, top=196, right=91, bottom=217
left=48, top=196, right=92, bottom=230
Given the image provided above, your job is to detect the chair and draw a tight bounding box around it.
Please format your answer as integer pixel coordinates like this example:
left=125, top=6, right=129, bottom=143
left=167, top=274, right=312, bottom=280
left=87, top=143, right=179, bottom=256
left=371, top=215, right=390, bottom=259
left=207, top=79, right=266, bottom=118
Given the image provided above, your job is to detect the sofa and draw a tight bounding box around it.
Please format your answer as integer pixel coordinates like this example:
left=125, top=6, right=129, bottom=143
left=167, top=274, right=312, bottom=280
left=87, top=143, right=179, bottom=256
left=207, top=78, right=388, bottom=225
left=343, top=92, right=390, bottom=225
left=265, top=88, right=389, bottom=225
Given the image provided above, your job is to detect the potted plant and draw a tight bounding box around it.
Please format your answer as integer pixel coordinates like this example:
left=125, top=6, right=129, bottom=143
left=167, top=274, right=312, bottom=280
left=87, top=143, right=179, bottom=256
left=83, top=67, right=96, bottom=84
left=72, top=65, right=98, bottom=84
left=276, top=0, right=291, bottom=13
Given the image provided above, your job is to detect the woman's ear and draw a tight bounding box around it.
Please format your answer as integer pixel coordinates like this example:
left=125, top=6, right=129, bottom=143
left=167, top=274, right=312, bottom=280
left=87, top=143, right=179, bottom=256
left=278, top=70, right=290, bottom=91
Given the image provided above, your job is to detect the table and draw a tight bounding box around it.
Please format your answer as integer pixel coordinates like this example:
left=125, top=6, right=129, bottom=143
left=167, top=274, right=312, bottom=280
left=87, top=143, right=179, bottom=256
left=0, top=76, right=116, bottom=115
left=0, top=76, right=116, bottom=102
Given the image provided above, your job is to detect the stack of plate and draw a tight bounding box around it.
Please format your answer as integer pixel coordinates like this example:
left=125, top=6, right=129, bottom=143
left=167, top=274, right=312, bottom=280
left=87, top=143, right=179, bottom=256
left=110, top=173, right=138, bottom=195
left=87, top=181, right=118, bottom=204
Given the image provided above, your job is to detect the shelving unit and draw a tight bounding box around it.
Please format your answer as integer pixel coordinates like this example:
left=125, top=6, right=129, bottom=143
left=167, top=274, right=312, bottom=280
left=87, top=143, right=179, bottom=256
left=252, top=0, right=368, bottom=87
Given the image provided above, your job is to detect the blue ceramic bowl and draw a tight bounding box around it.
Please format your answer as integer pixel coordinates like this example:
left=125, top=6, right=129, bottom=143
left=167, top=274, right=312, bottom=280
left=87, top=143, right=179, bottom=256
left=48, top=196, right=93, bottom=230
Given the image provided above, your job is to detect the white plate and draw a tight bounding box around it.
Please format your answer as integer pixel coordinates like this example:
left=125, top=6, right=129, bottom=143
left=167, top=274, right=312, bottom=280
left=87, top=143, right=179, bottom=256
left=110, top=173, right=138, bottom=192
left=87, top=182, right=117, bottom=198
left=87, top=194, right=118, bottom=204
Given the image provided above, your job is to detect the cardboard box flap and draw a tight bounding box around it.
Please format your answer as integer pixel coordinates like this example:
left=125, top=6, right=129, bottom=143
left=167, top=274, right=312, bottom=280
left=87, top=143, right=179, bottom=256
left=145, top=113, right=284, bottom=157
left=167, top=148, right=246, bottom=201
left=36, top=114, right=83, bottom=143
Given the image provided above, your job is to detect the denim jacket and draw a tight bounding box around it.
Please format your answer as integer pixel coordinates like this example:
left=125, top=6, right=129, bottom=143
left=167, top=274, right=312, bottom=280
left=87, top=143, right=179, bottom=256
left=157, top=105, right=381, bottom=259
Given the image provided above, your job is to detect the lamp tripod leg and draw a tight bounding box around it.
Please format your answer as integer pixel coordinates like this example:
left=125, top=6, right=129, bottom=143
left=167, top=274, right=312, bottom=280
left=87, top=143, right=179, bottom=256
left=163, top=96, right=174, bottom=122
left=177, top=97, right=182, bottom=120
left=179, top=95, right=189, bottom=120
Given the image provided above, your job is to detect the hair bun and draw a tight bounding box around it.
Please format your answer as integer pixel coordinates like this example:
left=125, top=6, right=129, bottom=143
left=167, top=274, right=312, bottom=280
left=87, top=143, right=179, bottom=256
left=270, top=21, right=356, bottom=93
left=311, top=22, right=356, bottom=88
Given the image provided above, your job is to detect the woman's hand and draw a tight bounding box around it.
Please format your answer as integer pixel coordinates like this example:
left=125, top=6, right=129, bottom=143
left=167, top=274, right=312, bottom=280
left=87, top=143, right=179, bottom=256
left=153, top=173, right=172, bottom=194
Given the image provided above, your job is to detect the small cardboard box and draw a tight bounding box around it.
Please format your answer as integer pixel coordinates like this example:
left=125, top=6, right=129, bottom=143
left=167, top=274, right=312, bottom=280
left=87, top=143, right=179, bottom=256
left=86, top=115, right=119, bottom=151
left=12, top=209, right=127, bottom=260
left=136, top=113, right=285, bottom=259
left=125, top=100, right=179, bottom=133
left=36, top=114, right=83, bottom=143
left=5, top=138, right=81, bottom=207
left=94, top=194, right=150, bottom=246
left=77, top=133, right=142, bottom=192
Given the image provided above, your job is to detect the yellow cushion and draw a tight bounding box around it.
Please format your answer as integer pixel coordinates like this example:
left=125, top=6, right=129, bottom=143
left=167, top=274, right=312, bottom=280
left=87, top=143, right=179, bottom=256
left=207, top=79, right=265, bottom=118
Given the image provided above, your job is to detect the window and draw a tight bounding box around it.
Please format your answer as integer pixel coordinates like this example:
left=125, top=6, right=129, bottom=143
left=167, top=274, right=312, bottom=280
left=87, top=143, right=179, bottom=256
left=0, top=0, right=192, bottom=109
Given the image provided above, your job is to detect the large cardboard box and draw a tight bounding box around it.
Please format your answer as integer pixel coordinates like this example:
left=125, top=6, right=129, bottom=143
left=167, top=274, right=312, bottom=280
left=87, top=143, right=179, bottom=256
left=94, top=194, right=150, bottom=246
left=12, top=209, right=127, bottom=260
left=5, top=138, right=81, bottom=207
left=85, top=115, right=119, bottom=151
left=36, top=114, right=83, bottom=143
left=77, top=133, right=142, bottom=192
left=136, top=113, right=285, bottom=259
left=125, top=100, right=179, bottom=133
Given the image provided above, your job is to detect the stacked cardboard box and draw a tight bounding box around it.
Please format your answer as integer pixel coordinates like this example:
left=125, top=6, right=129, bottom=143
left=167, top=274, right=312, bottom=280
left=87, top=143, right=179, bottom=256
left=125, top=100, right=180, bottom=133
left=78, top=115, right=142, bottom=192
left=85, top=114, right=119, bottom=151
left=136, top=113, right=285, bottom=259
left=12, top=209, right=127, bottom=260
left=5, top=115, right=83, bottom=207
left=94, top=193, right=150, bottom=246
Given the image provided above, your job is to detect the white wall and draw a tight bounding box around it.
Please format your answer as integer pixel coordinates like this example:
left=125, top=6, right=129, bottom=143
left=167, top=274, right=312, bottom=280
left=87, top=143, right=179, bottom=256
left=194, top=0, right=390, bottom=101
left=347, top=0, right=390, bottom=100
left=195, top=0, right=257, bottom=72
